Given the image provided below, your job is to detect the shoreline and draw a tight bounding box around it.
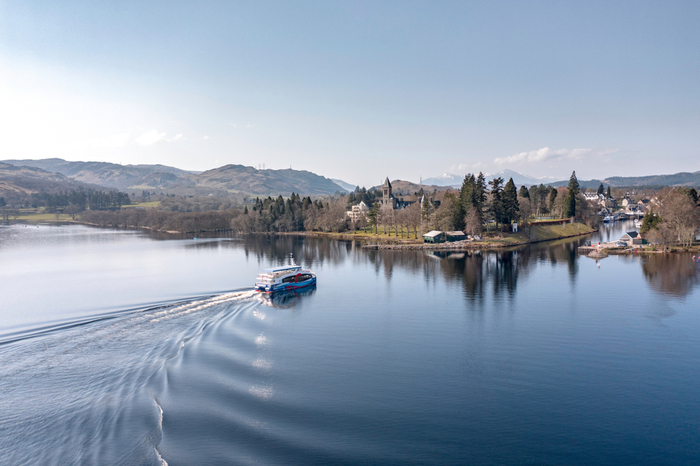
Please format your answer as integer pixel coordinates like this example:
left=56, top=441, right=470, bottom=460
left=276, top=223, right=600, bottom=251
left=5, top=220, right=698, bottom=253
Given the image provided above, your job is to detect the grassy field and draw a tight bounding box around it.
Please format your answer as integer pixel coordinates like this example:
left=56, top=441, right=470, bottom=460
left=5, top=209, right=74, bottom=222
left=502, top=222, right=595, bottom=244
left=293, top=221, right=596, bottom=246
left=291, top=226, right=424, bottom=243
left=122, top=201, right=161, bottom=208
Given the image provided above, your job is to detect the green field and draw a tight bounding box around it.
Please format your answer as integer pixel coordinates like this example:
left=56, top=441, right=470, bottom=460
left=122, top=201, right=161, bottom=208
left=5, top=209, right=74, bottom=222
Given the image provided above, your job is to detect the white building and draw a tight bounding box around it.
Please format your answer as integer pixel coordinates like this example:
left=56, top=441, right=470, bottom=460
left=346, top=201, right=370, bottom=222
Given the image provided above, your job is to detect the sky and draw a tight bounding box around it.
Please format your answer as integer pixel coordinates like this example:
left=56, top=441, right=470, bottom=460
left=1, top=1, right=699, bottom=188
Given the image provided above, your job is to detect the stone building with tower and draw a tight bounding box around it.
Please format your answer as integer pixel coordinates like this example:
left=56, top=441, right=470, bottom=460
left=377, top=177, right=419, bottom=210
left=379, top=177, right=397, bottom=210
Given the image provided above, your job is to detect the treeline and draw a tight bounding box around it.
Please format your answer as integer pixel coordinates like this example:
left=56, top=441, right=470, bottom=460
left=231, top=193, right=349, bottom=233
left=159, top=196, right=242, bottom=213
left=81, top=208, right=241, bottom=233
left=421, top=171, right=593, bottom=235
left=640, top=187, right=700, bottom=247
left=30, top=189, right=130, bottom=212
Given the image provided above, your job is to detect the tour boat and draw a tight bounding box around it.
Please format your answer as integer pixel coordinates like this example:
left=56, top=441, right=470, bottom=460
left=254, top=254, right=317, bottom=293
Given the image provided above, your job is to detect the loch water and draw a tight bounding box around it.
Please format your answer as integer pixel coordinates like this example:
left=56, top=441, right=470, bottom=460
left=1, top=223, right=699, bottom=465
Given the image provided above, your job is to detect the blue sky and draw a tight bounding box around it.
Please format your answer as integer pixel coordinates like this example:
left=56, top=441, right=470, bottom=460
left=1, top=1, right=699, bottom=187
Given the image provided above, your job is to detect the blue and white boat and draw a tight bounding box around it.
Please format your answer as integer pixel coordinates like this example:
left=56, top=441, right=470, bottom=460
left=254, top=255, right=317, bottom=293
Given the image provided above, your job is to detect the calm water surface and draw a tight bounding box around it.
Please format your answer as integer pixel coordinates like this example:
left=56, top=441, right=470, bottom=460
left=1, top=223, right=699, bottom=465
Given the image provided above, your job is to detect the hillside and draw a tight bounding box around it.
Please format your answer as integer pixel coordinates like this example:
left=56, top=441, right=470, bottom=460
left=2, top=158, right=349, bottom=196
left=602, top=171, right=700, bottom=187
left=372, top=179, right=447, bottom=196
left=550, top=171, right=700, bottom=189
left=0, top=162, right=99, bottom=199
left=2, top=158, right=195, bottom=190
left=195, top=165, right=345, bottom=196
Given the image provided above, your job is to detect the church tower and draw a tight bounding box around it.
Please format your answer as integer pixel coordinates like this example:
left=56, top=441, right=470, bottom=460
left=381, top=177, right=394, bottom=209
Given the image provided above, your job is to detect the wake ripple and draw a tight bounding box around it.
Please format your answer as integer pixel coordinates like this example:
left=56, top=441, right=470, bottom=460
left=0, top=290, right=257, bottom=466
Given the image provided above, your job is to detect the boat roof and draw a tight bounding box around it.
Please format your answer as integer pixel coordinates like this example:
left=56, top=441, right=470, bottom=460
left=260, top=265, right=302, bottom=273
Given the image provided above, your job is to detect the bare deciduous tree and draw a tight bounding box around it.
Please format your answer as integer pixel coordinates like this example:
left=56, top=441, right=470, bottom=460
left=659, top=189, right=700, bottom=247
left=464, top=206, right=482, bottom=236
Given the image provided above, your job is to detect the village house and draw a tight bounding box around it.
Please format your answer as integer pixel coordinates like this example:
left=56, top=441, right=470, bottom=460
left=423, top=230, right=446, bottom=243
left=620, top=231, right=643, bottom=246
left=584, top=192, right=604, bottom=203
left=445, top=231, right=467, bottom=242
left=638, top=199, right=651, bottom=211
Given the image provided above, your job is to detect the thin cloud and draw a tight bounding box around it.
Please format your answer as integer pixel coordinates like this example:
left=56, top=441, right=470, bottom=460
left=451, top=162, right=488, bottom=174
left=494, top=147, right=618, bottom=165
left=135, top=130, right=183, bottom=146
left=203, top=135, right=210, bottom=140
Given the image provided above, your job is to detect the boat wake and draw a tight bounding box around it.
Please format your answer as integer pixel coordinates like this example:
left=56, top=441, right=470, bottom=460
left=0, top=290, right=257, bottom=466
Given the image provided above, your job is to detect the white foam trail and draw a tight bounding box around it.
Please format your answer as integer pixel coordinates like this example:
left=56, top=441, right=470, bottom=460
left=153, top=399, right=168, bottom=466
left=149, top=291, right=256, bottom=323
left=255, top=333, right=267, bottom=346
left=253, top=310, right=266, bottom=320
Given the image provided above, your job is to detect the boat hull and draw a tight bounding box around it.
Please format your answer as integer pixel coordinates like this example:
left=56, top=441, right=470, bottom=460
left=255, top=276, right=317, bottom=294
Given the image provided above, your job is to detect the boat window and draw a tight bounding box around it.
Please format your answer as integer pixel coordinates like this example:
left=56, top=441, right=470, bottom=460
left=282, top=276, right=295, bottom=283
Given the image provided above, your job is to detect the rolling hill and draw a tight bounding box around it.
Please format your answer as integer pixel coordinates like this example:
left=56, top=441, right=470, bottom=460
left=602, top=171, right=700, bottom=187
left=195, top=165, right=346, bottom=196
left=0, top=162, right=101, bottom=199
left=2, top=159, right=348, bottom=196
left=2, top=158, right=195, bottom=190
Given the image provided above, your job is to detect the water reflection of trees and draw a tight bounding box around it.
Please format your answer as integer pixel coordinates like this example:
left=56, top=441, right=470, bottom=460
left=641, top=254, right=700, bottom=298
left=232, top=234, right=353, bottom=270
left=205, top=233, right=697, bottom=300
left=364, top=239, right=591, bottom=301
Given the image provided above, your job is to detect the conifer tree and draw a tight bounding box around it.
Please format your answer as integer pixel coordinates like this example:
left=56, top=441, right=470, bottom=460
left=548, top=188, right=558, bottom=215
left=562, top=171, right=579, bottom=218
left=488, top=177, right=504, bottom=227
left=502, top=178, right=520, bottom=224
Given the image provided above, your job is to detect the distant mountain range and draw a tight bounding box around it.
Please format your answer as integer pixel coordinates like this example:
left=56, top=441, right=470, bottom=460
left=426, top=169, right=700, bottom=189
left=601, top=171, right=700, bottom=187
left=3, top=158, right=699, bottom=200
left=421, top=173, right=464, bottom=187
left=551, top=171, right=700, bottom=189
left=422, top=169, right=557, bottom=187
left=330, top=178, right=357, bottom=192
left=1, top=158, right=351, bottom=196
